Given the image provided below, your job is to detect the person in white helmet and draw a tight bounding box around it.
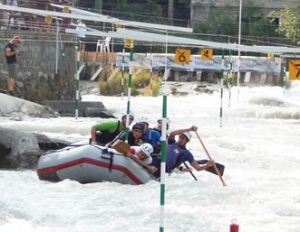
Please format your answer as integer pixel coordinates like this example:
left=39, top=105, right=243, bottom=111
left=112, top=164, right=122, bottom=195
left=151, top=125, right=215, bottom=178
left=130, top=143, right=153, bottom=165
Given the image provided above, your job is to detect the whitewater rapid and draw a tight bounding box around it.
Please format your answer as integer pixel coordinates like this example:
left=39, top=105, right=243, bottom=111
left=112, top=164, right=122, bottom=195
left=0, top=83, right=300, bottom=232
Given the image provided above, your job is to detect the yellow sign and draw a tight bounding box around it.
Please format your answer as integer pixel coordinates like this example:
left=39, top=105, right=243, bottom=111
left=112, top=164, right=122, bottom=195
left=289, top=60, right=300, bottom=80
left=113, top=23, right=125, bottom=31
left=175, top=48, right=191, bottom=65
left=45, top=15, right=53, bottom=25
left=63, top=6, right=70, bottom=13
left=201, top=48, right=213, bottom=61
left=267, top=53, right=274, bottom=60
left=124, top=38, right=134, bottom=49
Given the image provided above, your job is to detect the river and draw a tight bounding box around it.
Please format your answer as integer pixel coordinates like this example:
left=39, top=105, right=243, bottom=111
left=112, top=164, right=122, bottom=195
left=0, top=83, right=299, bottom=232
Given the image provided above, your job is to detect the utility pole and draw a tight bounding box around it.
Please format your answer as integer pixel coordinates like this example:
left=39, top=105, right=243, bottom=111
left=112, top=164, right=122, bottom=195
left=204, top=0, right=213, bottom=20
left=94, top=0, right=102, bottom=14
left=168, top=0, right=174, bottom=25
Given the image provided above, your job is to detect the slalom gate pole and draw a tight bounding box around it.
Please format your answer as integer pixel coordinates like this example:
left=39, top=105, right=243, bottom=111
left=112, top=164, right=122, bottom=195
left=220, top=49, right=224, bottom=128
left=125, top=48, right=133, bottom=143
left=150, top=44, right=154, bottom=95
left=228, top=50, right=233, bottom=108
left=237, top=0, right=243, bottom=102
left=75, top=40, right=80, bottom=120
left=121, top=48, right=125, bottom=100
left=159, top=32, right=168, bottom=232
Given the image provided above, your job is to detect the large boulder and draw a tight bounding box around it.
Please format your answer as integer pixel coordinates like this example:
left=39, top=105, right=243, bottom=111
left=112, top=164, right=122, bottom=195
left=0, top=127, right=73, bottom=169
left=0, top=93, right=59, bottom=118
left=0, top=127, right=41, bottom=168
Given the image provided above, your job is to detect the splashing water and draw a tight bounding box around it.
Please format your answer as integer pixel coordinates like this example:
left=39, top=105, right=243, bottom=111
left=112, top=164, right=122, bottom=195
left=0, top=84, right=300, bottom=232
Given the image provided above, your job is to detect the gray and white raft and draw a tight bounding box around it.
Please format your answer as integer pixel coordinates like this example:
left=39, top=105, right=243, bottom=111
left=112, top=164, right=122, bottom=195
left=37, top=145, right=156, bottom=185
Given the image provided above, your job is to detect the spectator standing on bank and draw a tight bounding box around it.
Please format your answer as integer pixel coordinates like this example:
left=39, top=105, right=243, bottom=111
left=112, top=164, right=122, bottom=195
left=4, top=36, right=21, bottom=95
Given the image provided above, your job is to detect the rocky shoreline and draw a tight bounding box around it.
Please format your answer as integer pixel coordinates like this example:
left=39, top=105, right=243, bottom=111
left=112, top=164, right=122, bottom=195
left=0, top=126, right=72, bottom=169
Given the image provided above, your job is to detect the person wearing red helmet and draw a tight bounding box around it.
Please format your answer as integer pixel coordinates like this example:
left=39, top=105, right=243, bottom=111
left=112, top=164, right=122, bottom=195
left=4, top=36, right=21, bottom=95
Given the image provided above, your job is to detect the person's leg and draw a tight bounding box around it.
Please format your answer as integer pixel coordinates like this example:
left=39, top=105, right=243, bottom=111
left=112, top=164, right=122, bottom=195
left=7, top=64, right=17, bottom=93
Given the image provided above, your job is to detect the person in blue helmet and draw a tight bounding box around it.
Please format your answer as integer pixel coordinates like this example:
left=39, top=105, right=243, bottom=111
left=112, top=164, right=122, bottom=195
left=151, top=125, right=215, bottom=178
left=138, top=117, right=161, bottom=154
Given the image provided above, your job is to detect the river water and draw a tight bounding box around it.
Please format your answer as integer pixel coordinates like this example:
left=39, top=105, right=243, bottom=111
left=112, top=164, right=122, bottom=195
left=0, top=83, right=300, bottom=232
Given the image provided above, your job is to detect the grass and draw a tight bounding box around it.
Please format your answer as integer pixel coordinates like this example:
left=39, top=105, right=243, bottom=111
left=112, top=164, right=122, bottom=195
left=98, top=68, right=161, bottom=96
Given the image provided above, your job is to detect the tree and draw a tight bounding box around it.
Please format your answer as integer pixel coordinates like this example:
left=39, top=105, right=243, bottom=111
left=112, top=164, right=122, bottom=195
left=193, top=2, right=280, bottom=45
left=193, top=9, right=237, bottom=42
left=275, top=7, right=300, bottom=43
left=113, top=0, right=163, bottom=23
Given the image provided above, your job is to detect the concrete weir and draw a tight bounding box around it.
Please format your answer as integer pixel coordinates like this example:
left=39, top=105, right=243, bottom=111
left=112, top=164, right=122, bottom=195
left=42, top=100, right=115, bottom=118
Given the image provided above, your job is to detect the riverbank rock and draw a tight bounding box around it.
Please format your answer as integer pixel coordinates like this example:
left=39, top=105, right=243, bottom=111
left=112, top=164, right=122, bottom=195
left=0, top=127, right=40, bottom=168
left=0, top=127, right=72, bottom=169
left=0, top=93, right=59, bottom=118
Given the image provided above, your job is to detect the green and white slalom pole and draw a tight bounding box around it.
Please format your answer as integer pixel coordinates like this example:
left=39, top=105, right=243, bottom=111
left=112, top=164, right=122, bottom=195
left=228, top=53, right=233, bottom=108
left=121, top=48, right=125, bottom=100
left=220, top=49, right=224, bottom=128
left=159, top=32, right=168, bottom=232
left=125, top=47, right=133, bottom=143
left=75, top=40, right=80, bottom=119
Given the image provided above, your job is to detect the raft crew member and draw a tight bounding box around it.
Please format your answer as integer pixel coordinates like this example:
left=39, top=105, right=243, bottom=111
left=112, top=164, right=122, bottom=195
left=151, top=125, right=215, bottom=178
left=120, top=123, right=145, bottom=146
left=138, top=117, right=161, bottom=153
left=91, top=114, right=134, bottom=145
left=130, top=143, right=153, bottom=165
left=153, top=118, right=170, bottom=136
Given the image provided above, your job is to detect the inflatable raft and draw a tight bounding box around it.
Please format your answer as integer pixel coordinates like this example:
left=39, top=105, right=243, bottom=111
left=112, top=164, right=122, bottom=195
left=37, top=144, right=156, bottom=185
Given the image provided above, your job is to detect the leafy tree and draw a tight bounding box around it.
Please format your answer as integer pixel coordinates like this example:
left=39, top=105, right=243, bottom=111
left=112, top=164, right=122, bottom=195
left=113, top=0, right=163, bottom=22
left=193, top=2, right=279, bottom=45
left=275, top=7, right=300, bottom=43
left=193, top=9, right=237, bottom=42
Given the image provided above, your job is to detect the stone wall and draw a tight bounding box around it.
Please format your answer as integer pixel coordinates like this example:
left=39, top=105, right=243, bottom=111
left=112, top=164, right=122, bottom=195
left=0, top=29, right=76, bottom=103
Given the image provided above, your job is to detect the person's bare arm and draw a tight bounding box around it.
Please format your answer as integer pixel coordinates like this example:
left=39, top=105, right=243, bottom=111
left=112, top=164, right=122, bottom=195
left=91, top=126, right=98, bottom=144
left=169, top=125, right=198, bottom=141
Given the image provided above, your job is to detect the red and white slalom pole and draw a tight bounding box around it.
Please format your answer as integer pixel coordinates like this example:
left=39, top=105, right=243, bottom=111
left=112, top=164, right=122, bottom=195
left=230, top=219, right=239, bottom=232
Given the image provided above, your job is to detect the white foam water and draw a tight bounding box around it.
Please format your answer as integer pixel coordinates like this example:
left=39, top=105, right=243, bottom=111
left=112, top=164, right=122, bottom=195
left=0, top=84, right=300, bottom=232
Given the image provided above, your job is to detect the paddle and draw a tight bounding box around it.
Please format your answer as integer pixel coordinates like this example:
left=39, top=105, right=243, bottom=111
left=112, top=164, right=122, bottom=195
left=105, top=131, right=126, bottom=147
left=195, top=131, right=227, bottom=186
left=183, top=162, right=198, bottom=181
left=112, top=140, right=131, bottom=155
left=196, top=159, right=225, bottom=176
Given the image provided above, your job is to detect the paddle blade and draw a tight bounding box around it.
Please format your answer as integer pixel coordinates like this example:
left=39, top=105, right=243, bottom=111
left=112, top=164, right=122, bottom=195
left=196, top=159, right=225, bottom=176
left=112, top=140, right=130, bottom=154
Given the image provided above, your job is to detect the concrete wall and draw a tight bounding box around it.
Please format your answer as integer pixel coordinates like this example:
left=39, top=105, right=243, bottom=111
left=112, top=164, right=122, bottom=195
left=0, top=29, right=76, bottom=102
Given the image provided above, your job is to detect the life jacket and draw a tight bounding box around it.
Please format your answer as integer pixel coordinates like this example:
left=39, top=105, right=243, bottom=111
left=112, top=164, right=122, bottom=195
left=96, top=121, right=121, bottom=145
